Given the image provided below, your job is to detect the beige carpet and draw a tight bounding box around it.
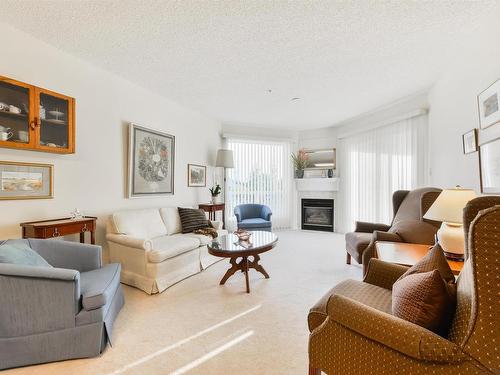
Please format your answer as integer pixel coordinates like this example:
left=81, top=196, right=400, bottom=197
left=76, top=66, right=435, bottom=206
left=6, top=230, right=362, bottom=375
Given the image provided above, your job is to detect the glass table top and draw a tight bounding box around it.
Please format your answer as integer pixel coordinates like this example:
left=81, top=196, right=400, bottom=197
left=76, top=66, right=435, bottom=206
left=208, top=231, right=278, bottom=253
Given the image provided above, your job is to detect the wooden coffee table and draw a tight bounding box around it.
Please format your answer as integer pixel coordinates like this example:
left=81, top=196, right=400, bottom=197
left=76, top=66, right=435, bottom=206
left=208, top=231, right=278, bottom=293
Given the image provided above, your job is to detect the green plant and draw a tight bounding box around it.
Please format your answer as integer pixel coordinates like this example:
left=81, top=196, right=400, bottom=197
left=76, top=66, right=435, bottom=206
left=209, top=184, right=221, bottom=197
left=291, top=149, right=310, bottom=170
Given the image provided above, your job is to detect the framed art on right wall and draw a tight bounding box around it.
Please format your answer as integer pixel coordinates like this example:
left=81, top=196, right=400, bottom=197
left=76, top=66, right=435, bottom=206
left=478, top=78, right=500, bottom=129
left=479, top=136, right=500, bottom=193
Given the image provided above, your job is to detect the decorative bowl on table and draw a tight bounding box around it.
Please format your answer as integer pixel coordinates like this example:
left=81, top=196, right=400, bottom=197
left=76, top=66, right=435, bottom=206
left=234, top=229, right=252, bottom=241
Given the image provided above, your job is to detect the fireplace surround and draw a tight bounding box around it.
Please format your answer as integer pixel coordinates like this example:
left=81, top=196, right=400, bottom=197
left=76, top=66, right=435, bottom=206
left=301, top=198, right=334, bottom=232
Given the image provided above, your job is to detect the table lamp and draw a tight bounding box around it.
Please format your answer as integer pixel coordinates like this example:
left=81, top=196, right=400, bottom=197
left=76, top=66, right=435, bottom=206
left=215, top=149, right=234, bottom=202
left=423, top=186, right=476, bottom=260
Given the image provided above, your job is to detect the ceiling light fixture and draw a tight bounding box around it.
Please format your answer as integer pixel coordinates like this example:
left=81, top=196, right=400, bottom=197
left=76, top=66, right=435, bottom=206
left=291, top=97, right=301, bottom=101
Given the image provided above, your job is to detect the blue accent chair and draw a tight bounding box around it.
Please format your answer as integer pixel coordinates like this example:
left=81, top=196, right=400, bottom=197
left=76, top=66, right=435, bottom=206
left=0, top=239, right=124, bottom=369
left=234, top=204, right=272, bottom=232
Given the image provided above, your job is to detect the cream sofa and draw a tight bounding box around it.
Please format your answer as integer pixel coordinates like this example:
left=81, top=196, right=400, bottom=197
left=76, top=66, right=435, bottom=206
left=106, top=207, right=227, bottom=294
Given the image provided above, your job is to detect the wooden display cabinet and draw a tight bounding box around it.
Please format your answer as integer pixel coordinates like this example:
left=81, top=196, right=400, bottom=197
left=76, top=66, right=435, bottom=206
left=0, top=75, right=75, bottom=154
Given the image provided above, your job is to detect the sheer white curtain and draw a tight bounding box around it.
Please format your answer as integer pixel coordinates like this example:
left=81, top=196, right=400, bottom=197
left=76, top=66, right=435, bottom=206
left=337, top=114, right=428, bottom=233
left=225, top=138, right=293, bottom=230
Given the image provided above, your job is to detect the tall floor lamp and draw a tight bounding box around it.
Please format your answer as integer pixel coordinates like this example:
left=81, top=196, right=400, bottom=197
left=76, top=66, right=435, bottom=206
left=215, top=149, right=234, bottom=203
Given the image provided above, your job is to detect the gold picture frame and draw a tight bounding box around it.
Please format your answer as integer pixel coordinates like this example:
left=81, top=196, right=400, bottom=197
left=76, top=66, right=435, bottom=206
left=0, top=161, right=53, bottom=200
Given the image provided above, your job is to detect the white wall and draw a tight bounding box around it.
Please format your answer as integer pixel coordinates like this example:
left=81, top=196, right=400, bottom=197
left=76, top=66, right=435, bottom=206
left=298, top=126, right=338, bottom=151
left=0, top=23, right=222, bottom=249
left=428, top=4, right=500, bottom=191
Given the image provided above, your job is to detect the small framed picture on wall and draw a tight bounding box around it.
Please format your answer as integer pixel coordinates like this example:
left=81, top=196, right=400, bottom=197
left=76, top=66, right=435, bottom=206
left=478, top=78, right=500, bottom=129
left=0, top=161, right=53, bottom=200
left=479, top=136, right=500, bottom=193
left=187, top=164, right=206, bottom=187
left=462, top=129, right=478, bottom=154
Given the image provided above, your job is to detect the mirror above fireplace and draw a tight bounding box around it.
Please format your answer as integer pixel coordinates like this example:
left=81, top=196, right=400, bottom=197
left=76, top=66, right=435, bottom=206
left=304, top=148, right=336, bottom=170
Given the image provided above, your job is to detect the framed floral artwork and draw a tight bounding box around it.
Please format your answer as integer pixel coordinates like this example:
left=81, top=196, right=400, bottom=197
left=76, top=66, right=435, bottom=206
left=0, top=161, right=53, bottom=200
left=128, top=123, right=175, bottom=198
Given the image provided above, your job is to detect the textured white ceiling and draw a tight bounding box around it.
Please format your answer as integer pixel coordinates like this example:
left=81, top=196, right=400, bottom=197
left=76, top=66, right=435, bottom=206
left=0, top=1, right=495, bottom=129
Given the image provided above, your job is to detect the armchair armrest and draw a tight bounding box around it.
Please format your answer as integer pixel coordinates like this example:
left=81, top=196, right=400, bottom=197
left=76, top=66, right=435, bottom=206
left=234, top=206, right=242, bottom=223
left=355, top=221, right=391, bottom=233
left=0, top=264, right=80, bottom=337
left=363, top=258, right=409, bottom=290
left=106, top=233, right=152, bottom=251
left=372, top=231, right=402, bottom=242
left=261, top=206, right=272, bottom=221
left=324, top=295, right=466, bottom=363
left=28, top=238, right=101, bottom=272
left=211, top=221, right=223, bottom=230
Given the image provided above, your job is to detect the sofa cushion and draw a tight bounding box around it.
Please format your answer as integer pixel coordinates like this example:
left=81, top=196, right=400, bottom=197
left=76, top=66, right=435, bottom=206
left=308, top=279, right=392, bottom=332
left=392, top=269, right=456, bottom=336
left=178, top=207, right=210, bottom=233
left=159, top=207, right=183, bottom=235
left=184, top=230, right=228, bottom=246
left=238, top=218, right=272, bottom=228
left=112, top=209, right=167, bottom=239
left=80, top=263, right=121, bottom=311
left=0, top=241, right=52, bottom=267
left=345, top=232, right=372, bottom=263
left=148, top=235, right=200, bottom=263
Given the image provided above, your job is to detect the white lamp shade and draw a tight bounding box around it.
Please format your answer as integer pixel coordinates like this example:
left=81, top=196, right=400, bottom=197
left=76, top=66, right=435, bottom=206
left=216, top=149, right=234, bottom=168
left=423, top=187, right=476, bottom=224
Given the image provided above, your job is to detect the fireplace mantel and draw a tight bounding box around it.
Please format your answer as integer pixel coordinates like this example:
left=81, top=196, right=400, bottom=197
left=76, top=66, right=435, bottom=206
left=295, top=177, right=339, bottom=192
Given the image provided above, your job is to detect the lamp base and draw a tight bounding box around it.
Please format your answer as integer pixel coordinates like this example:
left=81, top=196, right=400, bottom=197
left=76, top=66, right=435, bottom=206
left=436, top=222, right=465, bottom=261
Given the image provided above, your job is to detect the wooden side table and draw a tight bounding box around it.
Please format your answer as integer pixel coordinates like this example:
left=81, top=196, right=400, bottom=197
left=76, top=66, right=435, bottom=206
left=20, top=217, right=98, bottom=244
left=375, top=241, right=463, bottom=275
left=199, top=203, right=225, bottom=228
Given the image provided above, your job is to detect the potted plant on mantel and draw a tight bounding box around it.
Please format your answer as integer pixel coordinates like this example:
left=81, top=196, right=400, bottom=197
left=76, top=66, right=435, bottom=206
left=209, top=184, right=222, bottom=204
left=291, top=149, right=310, bottom=178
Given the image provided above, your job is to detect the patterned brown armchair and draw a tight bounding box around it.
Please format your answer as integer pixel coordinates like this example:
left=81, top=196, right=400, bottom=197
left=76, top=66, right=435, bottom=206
left=345, top=187, right=442, bottom=274
left=309, top=196, right=500, bottom=374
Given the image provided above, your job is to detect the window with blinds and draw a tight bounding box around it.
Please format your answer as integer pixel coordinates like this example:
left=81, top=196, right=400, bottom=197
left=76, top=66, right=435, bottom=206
left=225, top=138, right=293, bottom=230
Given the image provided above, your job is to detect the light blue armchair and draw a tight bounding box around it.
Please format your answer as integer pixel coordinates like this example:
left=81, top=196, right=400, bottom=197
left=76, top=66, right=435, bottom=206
left=234, top=204, right=272, bottom=232
left=0, top=239, right=124, bottom=370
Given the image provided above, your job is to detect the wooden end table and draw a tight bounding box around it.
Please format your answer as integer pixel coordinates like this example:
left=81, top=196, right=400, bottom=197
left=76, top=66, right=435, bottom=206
left=208, top=231, right=278, bottom=293
left=375, top=241, right=463, bottom=275
left=20, top=217, right=98, bottom=244
left=199, top=203, right=225, bottom=228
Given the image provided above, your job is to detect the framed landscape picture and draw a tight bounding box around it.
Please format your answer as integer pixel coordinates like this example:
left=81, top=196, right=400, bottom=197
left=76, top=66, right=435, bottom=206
left=188, top=164, right=206, bottom=187
left=128, top=123, right=175, bottom=198
left=479, top=136, right=500, bottom=193
left=0, top=161, right=53, bottom=200
left=478, top=78, right=500, bottom=129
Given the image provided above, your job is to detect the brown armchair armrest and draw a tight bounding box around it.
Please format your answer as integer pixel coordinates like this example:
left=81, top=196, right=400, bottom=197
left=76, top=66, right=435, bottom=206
left=363, top=258, right=409, bottom=290
left=372, top=231, right=402, bottom=242
left=323, top=295, right=466, bottom=363
left=355, top=221, right=391, bottom=233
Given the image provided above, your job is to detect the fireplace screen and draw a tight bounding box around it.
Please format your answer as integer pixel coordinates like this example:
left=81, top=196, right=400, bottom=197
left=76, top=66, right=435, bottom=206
left=301, top=199, right=334, bottom=232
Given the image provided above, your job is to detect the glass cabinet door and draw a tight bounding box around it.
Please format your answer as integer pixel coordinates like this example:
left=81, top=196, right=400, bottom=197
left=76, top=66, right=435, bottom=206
left=0, top=79, right=33, bottom=147
left=36, top=89, right=74, bottom=152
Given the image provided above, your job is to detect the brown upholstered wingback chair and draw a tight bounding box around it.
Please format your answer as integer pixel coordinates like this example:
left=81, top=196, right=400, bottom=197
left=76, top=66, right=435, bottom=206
left=345, top=187, right=442, bottom=274
left=308, top=196, right=500, bottom=375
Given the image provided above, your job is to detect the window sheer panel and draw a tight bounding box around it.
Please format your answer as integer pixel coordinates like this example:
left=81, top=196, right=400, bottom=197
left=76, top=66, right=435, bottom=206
left=338, top=114, right=428, bottom=233
left=226, top=139, right=292, bottom=230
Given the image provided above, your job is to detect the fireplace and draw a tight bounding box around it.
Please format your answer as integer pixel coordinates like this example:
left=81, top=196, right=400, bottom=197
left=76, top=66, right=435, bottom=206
left=301, top=198, right=334, bottom=232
